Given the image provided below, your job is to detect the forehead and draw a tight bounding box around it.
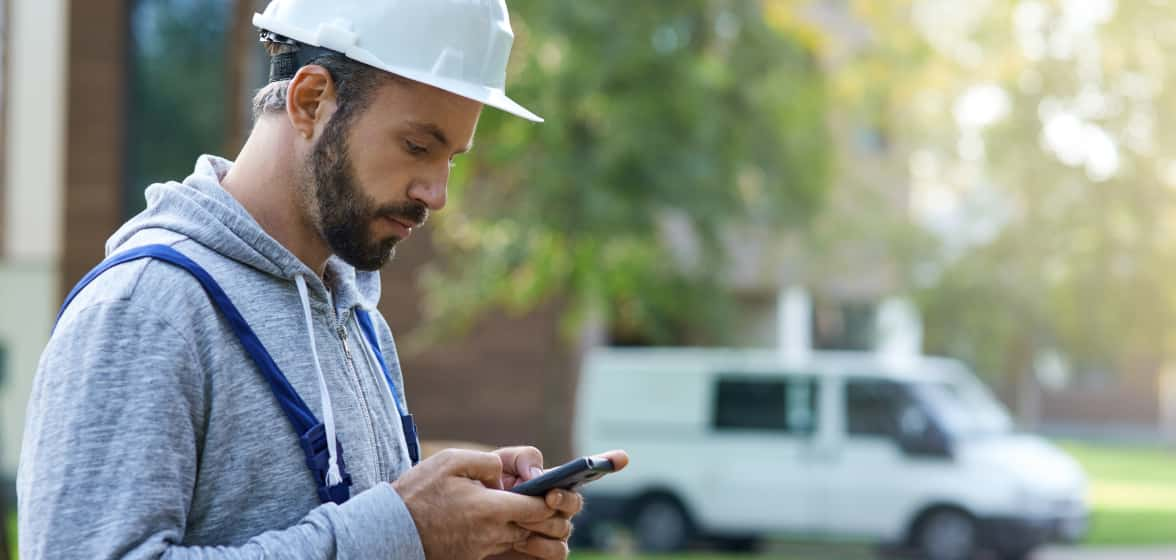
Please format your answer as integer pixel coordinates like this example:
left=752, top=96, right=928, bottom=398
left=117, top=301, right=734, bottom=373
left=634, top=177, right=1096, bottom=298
left=358, top=78, right=482, bottom=145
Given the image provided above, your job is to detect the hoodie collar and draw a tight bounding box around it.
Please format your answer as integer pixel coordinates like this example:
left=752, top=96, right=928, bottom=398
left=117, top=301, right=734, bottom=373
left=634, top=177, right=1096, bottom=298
left=108, top=154, right=382, bottom=311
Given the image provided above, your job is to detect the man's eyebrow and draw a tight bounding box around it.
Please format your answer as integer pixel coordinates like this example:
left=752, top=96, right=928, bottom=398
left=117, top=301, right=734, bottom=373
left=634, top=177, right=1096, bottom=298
left=406, top=121, right=474, bottom=154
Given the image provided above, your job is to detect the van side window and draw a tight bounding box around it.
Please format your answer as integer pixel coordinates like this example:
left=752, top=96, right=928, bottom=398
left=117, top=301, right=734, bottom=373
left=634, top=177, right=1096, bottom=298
left=846, top=379, right=906, bottom=439
left=712, top=377, right=818, bottom=435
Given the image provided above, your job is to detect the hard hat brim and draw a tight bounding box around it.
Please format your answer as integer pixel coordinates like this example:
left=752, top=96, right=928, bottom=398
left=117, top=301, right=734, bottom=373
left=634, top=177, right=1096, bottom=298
left=384, top=63, right=544, bottom=123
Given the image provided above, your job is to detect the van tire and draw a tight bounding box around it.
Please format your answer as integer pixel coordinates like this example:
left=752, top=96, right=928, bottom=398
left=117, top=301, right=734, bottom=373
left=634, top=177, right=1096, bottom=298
left=913, top=508, right=977, bottom=560
left=632, top=495, right=691, bottom=552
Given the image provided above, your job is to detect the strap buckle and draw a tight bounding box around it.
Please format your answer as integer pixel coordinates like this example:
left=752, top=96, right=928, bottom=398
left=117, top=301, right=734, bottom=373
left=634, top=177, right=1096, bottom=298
left=299, top=423, right=354, bottom=504
left=402, top=414, right=421, bottom=466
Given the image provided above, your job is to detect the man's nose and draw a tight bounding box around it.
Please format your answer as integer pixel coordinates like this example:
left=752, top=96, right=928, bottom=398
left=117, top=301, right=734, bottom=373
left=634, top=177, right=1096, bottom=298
left=407, top=169, right=449, bottom=211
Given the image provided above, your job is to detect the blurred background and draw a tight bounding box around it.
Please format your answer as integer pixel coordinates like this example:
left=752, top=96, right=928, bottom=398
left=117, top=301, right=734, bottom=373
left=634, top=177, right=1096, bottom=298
left=4, top=0, right=1176, bottom=558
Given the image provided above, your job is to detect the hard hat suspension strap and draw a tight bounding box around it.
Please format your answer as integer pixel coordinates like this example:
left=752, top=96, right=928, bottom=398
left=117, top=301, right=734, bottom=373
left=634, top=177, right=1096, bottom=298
left=260, top=30, right=345, bottom=83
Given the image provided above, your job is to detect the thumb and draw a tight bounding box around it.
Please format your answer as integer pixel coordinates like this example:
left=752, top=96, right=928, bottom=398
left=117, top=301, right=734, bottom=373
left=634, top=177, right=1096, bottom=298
left=441, top=449, right=505, bottom=490
left=499, top=446, right=546, bottom=481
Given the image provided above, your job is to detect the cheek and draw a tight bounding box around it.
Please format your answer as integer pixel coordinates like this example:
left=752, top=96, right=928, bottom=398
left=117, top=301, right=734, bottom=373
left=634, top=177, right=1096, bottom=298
left=353, top=152, right=417, bottom=202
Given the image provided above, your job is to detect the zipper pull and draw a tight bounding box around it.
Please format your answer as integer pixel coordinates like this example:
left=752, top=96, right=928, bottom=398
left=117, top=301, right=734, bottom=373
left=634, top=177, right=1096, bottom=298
left=338, top=325, right=354, bottom=362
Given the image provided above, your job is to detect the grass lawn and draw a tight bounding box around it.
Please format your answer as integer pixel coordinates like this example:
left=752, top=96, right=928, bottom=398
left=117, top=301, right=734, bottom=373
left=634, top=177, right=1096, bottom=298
left=1058, top=440, right=1176, bottom=546
left=6, top=511, right=13, bottom=560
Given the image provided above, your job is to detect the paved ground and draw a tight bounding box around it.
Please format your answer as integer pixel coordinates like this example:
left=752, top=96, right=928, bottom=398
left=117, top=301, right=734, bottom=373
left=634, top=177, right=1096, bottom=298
left=1036, top=547, right=1176, bottom=560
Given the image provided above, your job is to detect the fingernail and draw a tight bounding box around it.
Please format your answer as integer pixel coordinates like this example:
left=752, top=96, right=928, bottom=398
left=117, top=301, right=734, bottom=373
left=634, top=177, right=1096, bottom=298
left=530, top=467, right=543, bottom=479
left=551, top=491, right=564, bottom=506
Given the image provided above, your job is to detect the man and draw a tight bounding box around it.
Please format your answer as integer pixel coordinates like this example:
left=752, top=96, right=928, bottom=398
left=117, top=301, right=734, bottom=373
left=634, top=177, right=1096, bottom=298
left=17, top=1, right=626, bottom=558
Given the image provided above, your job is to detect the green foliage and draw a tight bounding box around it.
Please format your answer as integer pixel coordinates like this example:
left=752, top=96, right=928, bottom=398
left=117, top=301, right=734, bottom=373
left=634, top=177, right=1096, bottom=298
left=420, top=1, right=831, bottom=343
left=847, top=0, right=1176, bottom=382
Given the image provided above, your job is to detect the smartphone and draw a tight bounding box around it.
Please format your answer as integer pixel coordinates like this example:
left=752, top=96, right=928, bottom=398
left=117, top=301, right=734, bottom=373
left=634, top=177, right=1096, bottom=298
left=510, top=456, right=615, bottom=497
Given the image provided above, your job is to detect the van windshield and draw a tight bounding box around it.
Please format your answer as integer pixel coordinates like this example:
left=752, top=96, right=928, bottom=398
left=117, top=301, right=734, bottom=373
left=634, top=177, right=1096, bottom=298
left=911, top=379, right=1013, bottom=438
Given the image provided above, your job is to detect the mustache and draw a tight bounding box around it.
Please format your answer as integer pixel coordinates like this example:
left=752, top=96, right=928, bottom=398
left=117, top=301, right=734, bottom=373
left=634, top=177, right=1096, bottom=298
left=375, top=201, right=429, bottom=227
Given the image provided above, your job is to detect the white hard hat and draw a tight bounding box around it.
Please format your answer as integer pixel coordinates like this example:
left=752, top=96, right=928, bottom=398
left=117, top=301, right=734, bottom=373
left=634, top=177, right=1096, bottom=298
left=253, top=0, right=542, bottom=123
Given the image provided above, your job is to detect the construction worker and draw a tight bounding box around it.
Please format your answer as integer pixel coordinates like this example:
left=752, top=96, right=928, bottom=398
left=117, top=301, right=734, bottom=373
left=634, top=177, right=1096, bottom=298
left=17, top=1, right=627, bottom=558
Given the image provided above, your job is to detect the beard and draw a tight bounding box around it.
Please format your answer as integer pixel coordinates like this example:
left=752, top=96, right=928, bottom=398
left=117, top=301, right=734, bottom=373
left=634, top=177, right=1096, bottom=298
left=305, top=116, right=428, bottom=271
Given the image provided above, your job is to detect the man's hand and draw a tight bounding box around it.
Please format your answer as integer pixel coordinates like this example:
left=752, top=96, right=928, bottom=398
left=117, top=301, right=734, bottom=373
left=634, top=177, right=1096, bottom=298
left=488, top=448, right=631, bottom=560
left=391, top=449, right=559, bottom=560
left=494, top=446, right=546, bottom=491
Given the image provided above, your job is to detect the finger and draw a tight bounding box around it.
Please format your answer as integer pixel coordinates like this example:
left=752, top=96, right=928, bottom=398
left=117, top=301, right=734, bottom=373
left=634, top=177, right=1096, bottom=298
left=438, top=449, right=505, bottom=490
left=497, top=446, right=545, bottom=481
left=513, top=535, right=570, bottom=560
left=487, top=490, right=558, bottom=524
left=545, top=490, right=583, bottom=517
left=500, top=473, right=522, bottom=490
left=593, top=449, right=630, bottom=472
left=517, top=516, right=573, bottom=540
left=496, top=523, right=532, bottom=548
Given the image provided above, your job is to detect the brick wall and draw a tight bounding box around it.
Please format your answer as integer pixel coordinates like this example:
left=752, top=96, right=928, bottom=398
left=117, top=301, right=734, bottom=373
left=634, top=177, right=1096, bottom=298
left=1040, top=374, right=1161, bottom=428
left=62, top=0, right=127, bottom=294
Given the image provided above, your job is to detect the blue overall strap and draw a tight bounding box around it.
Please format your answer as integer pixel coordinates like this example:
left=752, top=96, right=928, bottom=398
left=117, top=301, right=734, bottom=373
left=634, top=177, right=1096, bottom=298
left=56, top=244, right=353, bottom=504
left=355, top=309, right=421, bottom=466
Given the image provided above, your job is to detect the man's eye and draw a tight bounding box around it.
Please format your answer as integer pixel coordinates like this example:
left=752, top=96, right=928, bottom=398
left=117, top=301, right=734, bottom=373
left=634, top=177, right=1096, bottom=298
left=405, top=140, right=428, bottom=155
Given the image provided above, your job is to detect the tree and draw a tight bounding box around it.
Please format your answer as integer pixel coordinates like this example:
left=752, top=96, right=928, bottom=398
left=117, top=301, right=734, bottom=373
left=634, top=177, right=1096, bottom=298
left=417, top=0, right=832, bottom=345
left=842, top=0, right=1176, bottom=417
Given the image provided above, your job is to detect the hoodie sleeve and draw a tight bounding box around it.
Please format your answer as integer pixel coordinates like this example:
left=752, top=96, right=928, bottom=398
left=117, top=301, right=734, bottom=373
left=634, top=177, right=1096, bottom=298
left=17, top=298, right=426, bottom=560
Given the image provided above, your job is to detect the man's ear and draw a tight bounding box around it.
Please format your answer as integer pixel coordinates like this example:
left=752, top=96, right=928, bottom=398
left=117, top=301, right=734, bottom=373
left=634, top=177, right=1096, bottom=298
left=286, top=65, right=338, bottom=139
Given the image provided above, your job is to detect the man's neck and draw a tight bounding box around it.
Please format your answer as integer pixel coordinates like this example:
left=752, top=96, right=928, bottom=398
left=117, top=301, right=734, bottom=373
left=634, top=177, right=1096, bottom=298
left=221, top=118, right=332, bottom=277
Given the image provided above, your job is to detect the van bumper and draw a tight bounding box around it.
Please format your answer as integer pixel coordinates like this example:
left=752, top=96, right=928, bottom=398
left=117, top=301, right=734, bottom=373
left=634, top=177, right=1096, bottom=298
left=979, top=512, right=1089, bottom=552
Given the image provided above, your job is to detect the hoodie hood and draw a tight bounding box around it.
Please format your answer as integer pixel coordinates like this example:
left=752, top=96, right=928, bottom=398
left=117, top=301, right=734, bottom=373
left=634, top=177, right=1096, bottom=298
left=108, top=154, right=383, bottom=311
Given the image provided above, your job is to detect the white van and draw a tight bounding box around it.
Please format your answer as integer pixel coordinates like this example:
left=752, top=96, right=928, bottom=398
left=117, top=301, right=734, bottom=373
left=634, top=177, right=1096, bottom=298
left=573, top=348, right=1088, bottom=560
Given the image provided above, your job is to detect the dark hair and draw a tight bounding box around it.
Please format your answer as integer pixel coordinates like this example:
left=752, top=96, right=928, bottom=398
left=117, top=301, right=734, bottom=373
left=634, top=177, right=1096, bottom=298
left=251, top=42, right=404, bottom=124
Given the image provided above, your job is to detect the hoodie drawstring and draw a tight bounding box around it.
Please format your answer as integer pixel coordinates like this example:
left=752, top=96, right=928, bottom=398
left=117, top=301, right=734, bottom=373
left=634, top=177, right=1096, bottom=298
left=294, top=275, right=343, bottom=488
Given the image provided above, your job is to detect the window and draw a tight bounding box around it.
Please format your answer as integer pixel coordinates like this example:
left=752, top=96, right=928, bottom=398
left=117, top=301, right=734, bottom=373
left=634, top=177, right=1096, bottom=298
left=712, top=376, right=818, bottom=435
left=812, top=301, right=876, bottom=351
left=124, top=0, right=268, bottom=219
left=846, top=379, right=916, bottom=439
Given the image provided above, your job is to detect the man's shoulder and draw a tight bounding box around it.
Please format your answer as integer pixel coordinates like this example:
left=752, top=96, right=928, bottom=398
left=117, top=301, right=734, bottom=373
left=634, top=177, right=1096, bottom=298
left=58, top=232, right=221, bottom=331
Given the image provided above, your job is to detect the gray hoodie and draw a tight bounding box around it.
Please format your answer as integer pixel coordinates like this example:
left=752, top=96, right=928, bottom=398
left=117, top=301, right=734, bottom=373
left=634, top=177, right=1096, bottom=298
left=18, top=156, right=427, bottom=559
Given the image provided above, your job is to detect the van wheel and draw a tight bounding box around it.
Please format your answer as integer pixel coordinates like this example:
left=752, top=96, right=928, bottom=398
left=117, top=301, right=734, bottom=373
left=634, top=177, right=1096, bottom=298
left=915, top=509, right=977, bottom=560
left=633, top=496, right=690, bottom=552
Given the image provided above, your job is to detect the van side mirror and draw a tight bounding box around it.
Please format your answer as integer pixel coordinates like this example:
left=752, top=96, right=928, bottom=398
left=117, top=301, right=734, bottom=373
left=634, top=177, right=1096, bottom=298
left=895, top=407, right=953, bottom=459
